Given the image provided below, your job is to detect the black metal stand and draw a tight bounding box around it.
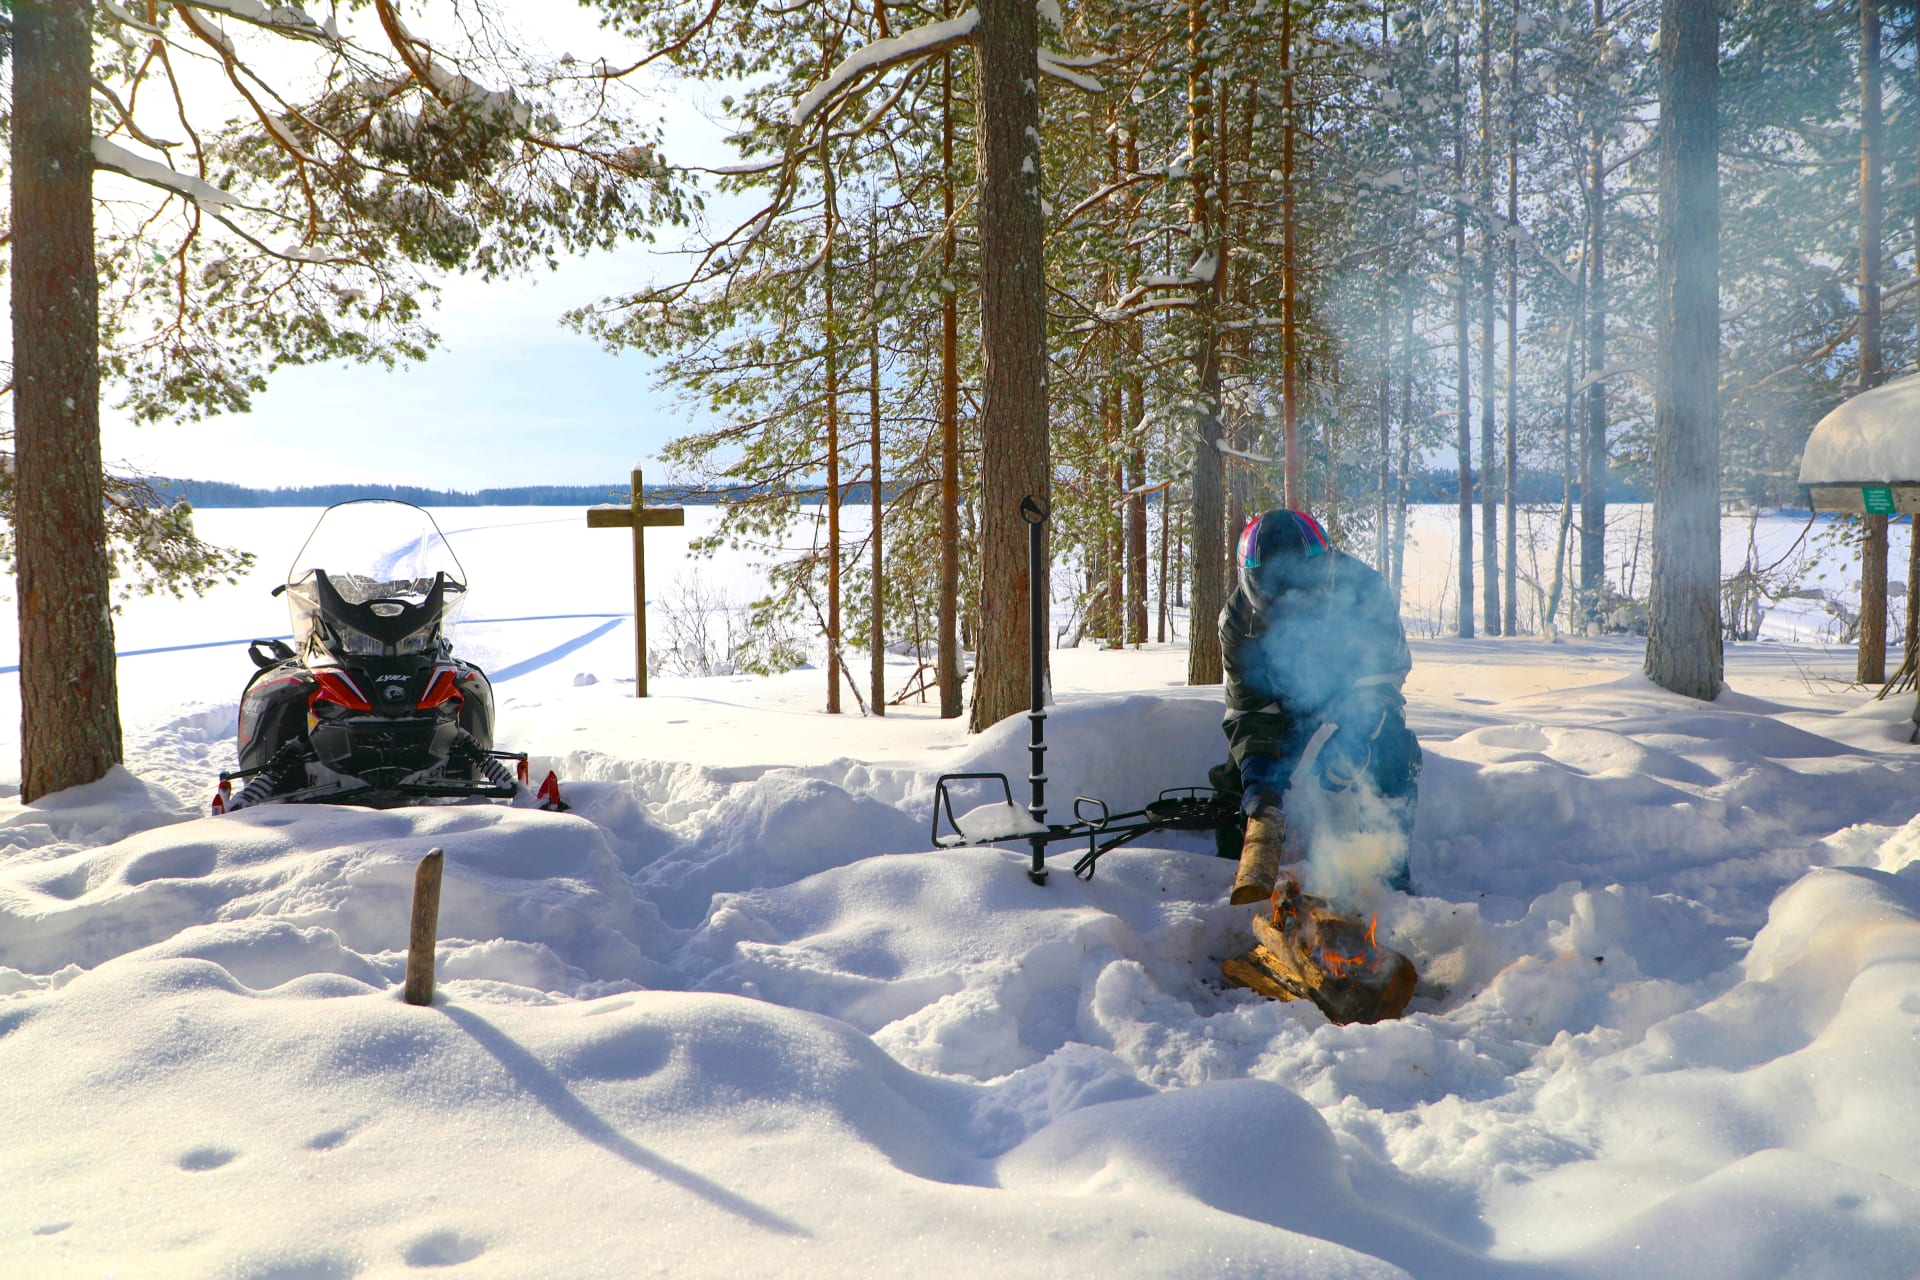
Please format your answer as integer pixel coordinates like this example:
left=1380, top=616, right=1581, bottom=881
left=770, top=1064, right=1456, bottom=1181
left=929, top=778, right=1238, bottom=881
left=1021, top=495, right=1049, bottom=884
left=927, top=492, right=1238, bottom=882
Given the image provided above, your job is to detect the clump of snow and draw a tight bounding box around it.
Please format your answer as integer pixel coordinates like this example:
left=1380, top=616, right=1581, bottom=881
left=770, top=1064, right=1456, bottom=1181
left=1799, top=372, right=1920, bottom=484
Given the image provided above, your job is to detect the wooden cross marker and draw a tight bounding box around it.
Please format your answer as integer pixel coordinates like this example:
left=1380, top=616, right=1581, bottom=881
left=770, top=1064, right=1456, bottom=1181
left=587, top=466, right=685, bottom=697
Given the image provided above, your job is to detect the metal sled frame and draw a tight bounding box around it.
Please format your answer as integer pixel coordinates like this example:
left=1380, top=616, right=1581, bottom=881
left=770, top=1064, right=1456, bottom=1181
left=929, top=495, right=1237, bottom=885
left=929, top=773, right=1238, bottom=882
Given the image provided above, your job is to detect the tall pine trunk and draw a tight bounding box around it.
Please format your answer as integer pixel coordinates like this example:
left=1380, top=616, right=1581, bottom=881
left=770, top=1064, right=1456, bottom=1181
left=1377, top=289, right=1392, bottom=576
left=868, top=218, right=886, bottom=715
left=1910, top=29, right=1920, bottom=667
left=1644, top=0, right=1721, bottom=699
left=1479, top=0, right=1501, bottom=635
left=938, top=49, right=964, bottom=718
left=1394, top=285, right=1415, bottom=601
left=1581, top=0, right=1610, bottom=625
left=1186, top=0, right=1227, bottom=686
left=1281, top=0, right=1302, bottom=507
left=821, top=129, right=843, bottom=715
left=967, top=0, right=1051, bottom=731
left=1453, top=32, right=1476, bottom=638
left=1123, top=133, right=1149, bottom=648
left=13, top=0, right=124, bottom=801
left=1858, top=0, right=1888, bottom=685
left=1504, top=6, right=1521, bottom=637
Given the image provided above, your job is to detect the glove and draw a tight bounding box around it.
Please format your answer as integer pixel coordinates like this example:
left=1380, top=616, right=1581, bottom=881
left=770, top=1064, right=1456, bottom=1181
left=1240, top=781, right=1284, bottom=818
left=1238, top=756, right=1285, bottom=817
left=1317, top=727, right=1371, bottom=791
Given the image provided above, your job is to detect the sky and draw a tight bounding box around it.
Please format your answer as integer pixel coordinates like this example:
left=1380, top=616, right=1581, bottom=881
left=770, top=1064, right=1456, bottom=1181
left=101, top=247, right=700, bottom=493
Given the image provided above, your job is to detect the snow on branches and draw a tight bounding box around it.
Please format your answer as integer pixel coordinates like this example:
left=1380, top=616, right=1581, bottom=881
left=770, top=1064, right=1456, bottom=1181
left=791, top=10, right=981, bottom=130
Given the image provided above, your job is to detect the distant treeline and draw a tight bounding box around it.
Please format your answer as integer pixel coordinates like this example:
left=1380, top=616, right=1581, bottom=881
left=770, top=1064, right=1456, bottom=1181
left=150, top=471, right=1643, bottom=509
left=1400, top=466, right=1652, bottom=504
left=149, top=478, right=911, bottom=508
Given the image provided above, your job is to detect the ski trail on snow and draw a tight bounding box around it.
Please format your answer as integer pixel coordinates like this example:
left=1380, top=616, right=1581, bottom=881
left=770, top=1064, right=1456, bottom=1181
left=486, top=618, right=626, bottom=683
left=0, top=615, right=628, bottom=676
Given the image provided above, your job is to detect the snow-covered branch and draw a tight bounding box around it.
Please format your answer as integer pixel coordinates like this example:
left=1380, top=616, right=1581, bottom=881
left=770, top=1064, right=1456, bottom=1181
left=1217, top=440, right=1275, bottom=465
left=92, top=137, right=240, bottom=214
left=790, top=10, right=980, bottom=130
left=372, top=0, right=529, bottom=127
left=173, top=0, right=338, bottom=45
left=100, top=0, right=164, bottom=36
left=1038, top=49, right=1103, bottom=93
left=92, top=137, right=352, bottom=267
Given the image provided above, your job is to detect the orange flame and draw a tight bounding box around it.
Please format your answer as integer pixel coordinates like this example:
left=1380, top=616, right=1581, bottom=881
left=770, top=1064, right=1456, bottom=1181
left=1319, top=947, right=1368, bottom=978
left=1317, top=914, right=1379, bottom=979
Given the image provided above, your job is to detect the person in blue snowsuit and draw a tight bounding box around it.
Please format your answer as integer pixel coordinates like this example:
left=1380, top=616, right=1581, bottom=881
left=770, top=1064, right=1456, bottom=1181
left=1213, top=509, right=1420, bottom=901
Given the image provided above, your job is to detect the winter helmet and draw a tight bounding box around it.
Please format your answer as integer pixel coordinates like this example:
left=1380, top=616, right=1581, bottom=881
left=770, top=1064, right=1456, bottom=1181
left=1237, top=509, right=1332, bottom=601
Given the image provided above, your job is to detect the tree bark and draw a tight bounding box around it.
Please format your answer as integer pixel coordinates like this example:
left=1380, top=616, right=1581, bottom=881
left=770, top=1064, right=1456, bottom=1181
left=1911, top=22, right=1920, bottom=668
left=1479, top=0, right=1501, bottom=635
left=1376, top=290, right=1392, bottom=576
left=822, top=128, right=843, bottom=716
left=938, top=48, right=964, bottom=718
left=1644, top=0, right=1721, bottom=700
left=869, top=217, right=886, bottom=715
left=1394, top=286, right=1414, bottom=601
left=967, top=0, right=1051, bottom=731
left=1858, top=0, right=1888, bottom=685
left=1186, top=0, right=1227, bottom=686
left=1281, top=0, right=1301, bottom=508
left=1124, top=134, right=1149, bottom=648
left=13, top=0, right=124, bottom=801
left=1580, top=0, right=1610, bottom=626
left=1157, top=485, right=1171, bottom=642
left=1453, top=32, right=1476, bottom=638
left=1504, top=3, right=1520, bottom=637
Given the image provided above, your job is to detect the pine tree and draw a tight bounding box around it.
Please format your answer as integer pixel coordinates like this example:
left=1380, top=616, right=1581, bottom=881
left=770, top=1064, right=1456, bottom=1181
left=1644, top=0, right=1722, bottom=700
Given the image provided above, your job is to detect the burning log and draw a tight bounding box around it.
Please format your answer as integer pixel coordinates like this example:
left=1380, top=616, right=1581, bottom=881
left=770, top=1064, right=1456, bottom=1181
left=1221, top=883, right=1417, bottom=1025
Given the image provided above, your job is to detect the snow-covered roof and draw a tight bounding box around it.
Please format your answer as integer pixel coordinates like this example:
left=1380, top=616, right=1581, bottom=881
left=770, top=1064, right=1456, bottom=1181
left=1798, top=372, right=1920, bottom=484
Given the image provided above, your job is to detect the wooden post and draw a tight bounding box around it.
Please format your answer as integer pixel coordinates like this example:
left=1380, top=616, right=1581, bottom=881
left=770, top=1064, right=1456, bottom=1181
left=403, top=848, right=445, bottom=1007
left=586, top=466, right=686, bottom=696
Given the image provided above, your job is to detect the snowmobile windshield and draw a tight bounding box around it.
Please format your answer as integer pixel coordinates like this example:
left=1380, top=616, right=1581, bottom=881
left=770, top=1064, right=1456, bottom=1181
left=281, top=501, right=469, bottom=658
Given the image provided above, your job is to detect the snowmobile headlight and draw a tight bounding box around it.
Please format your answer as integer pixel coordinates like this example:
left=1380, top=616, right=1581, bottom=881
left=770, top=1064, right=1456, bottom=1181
left=330, top=621, right=386, bottom=657
left=396, top=624, right=439, bottom=655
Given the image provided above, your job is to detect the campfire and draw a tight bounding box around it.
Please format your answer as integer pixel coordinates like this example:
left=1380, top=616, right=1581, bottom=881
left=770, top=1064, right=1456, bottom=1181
left=1222, top=882, right=1417, bottom=1024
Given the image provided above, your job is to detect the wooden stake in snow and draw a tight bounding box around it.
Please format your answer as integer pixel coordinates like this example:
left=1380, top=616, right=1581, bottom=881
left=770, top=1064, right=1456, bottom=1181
left=403, top=849, right=445, bottom=1007
left=586, top=465, right=686, bottom=697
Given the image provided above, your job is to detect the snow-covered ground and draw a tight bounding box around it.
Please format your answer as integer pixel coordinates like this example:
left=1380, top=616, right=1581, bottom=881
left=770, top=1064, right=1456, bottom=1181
left=4, top=505, right=1920, bottom=1279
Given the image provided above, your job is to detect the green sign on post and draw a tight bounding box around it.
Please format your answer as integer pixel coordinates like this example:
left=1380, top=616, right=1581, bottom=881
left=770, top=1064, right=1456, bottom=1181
left=1863, top=485, right=1897, bottom=516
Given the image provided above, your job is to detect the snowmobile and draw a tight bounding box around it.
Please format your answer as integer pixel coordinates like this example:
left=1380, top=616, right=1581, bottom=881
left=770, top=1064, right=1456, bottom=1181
left=212, top=500, right=562, bottom=814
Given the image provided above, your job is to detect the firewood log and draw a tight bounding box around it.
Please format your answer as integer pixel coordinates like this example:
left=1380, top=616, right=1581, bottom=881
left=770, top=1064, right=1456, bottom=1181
left=1221, top=888, right=1417, bottom=1025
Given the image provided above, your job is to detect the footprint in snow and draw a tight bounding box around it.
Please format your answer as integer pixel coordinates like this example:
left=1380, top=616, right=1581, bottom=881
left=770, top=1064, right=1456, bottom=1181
left=178, top=1144, right=237, bottom=1172
left=402, top=1231, right=487, bottom=1268
left=304, top=1126, right=354, bottom=1151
